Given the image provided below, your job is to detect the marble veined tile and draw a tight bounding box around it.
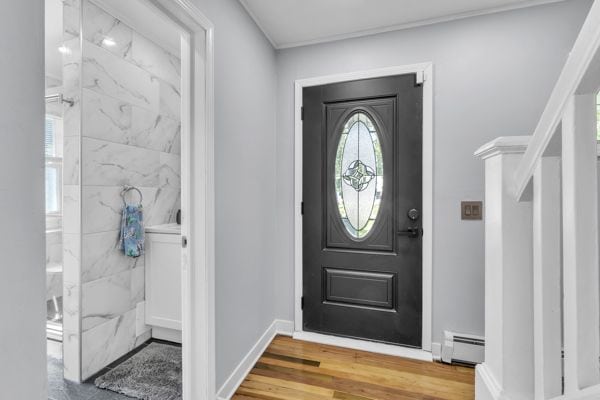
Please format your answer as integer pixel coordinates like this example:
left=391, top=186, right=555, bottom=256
left=82, top=40, right=159, bottom=111
left=82, top=89, right=132, bottom=144
left=63, top=136, right=80, bottom=186
left=63, top=185, right=80, bottom=235
left=63, top=37, right=81, bottom=96
left=82, top=309, right=137, bottom=380
left=82, top=89, right=180, bottom=153
left=82, top=185, right=158, bottom=234
left=63, top=330, right=81, bottom=382
left=81, top=137, right=160, bottom=187
left=146, top=188, right=180, bottom=226
left=82, top=269, right=133, bottom=332
left=135, top=327, right=152, bottom=347
left=158, top=78, right=181, bottom=121
left=135, top=302, right=150, bottom=337
left=130, top=32, right=181, bottom=88
left=159, top=152, right=181, bottom=189
left=63, top=233, right=81, bottom=285
left=131, top=265, right=144, bottom=305
left=81, top=230, right=141, bottom=284
left=83, top=1, right=132, bottom=60
left=131, top=106, right=181, bottom=153
left=63, top=0, right=81, bottom=41
left=171, top=123, right=181, bottom=156
left=63, top=282, right=80, bottom=334
left=63, top=94, right=81, bottom=138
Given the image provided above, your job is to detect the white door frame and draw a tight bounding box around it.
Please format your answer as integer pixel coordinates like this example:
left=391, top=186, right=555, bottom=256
left=293, top=63, right=434, bottom=355
left=160, top=2, right=216, bottom=399
left=99, top=1, right=216, bottom=398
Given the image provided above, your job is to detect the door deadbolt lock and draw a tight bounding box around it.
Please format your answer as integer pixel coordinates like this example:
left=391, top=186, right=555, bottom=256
left=407, top=208, right=420, bottom=221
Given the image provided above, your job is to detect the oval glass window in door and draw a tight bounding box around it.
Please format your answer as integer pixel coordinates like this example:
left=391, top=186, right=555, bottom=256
left=334, top=112, right=384, bottom=239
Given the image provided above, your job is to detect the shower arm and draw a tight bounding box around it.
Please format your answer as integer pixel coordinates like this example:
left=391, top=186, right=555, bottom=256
left=45, top=93, right=74, bottom=107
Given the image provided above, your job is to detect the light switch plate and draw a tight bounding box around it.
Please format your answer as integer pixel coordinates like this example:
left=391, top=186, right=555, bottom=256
left=461, top=201, right=483, bottom=220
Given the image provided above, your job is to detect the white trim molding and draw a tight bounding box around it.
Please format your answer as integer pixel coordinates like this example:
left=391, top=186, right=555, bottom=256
left=293, top=331, right=433, bottom=362
left=145, top=1, right=216, bottom=399
left=240, top=0, right=568, bottom=49
left=293, top=63, right=434, bottom=354
left=217, top=320, right=294, bottom=400
left=476, top=363, right=505, bottom=400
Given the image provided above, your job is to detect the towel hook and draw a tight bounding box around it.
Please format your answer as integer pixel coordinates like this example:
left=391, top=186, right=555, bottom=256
left=121, top=186, right=143, bottom=206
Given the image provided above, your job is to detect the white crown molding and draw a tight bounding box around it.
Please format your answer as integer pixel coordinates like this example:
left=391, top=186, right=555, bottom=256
left=239, top=0, right=278, bottom=48
left=240, top=0, right=569, bottom=50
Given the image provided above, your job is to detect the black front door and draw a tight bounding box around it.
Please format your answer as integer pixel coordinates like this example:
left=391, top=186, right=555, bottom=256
left=302, top=74, right=423, bottom=347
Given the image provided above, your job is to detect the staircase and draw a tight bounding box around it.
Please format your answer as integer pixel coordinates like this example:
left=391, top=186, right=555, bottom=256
left=475, top=1, right=600, bottom=399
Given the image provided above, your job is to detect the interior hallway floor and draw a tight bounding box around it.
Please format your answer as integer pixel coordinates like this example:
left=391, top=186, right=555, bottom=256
left=47, top=340, right=133, bottom=400
left=233, top=335, right=474, bottom=400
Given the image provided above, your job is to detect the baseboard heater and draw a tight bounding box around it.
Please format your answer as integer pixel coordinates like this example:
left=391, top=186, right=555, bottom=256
left=441, top=331, right=484, bottom=366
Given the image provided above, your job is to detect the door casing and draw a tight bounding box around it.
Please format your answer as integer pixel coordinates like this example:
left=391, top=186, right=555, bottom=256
left=293, top=63, right=434, bottom=354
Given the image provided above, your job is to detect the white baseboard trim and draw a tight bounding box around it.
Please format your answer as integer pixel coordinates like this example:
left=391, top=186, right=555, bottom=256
left=476, top=363, right=504, bottom=400
left=292, top=331, right=433, bottom=362
left=216, top=319, right=293, bottom=400
left=151, top=326, right=182, bottom=344
left=431, top=342, right=442, bottom=362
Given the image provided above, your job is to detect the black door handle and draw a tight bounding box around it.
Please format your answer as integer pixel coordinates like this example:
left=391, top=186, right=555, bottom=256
left=397, top=227, right=420, bottom=238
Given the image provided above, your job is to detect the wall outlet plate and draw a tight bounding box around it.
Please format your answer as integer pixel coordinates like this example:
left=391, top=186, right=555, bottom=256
left=461, top=201, right=483, bottom=220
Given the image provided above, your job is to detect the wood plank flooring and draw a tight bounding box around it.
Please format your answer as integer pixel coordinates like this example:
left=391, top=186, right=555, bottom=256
left=233, top=335, right=475, bottom=400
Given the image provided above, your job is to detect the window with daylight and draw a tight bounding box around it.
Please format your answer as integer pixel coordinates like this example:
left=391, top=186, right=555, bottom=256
left=45, top=115, right=63, bottom=216
left=334, top=111, right=384, bottom=239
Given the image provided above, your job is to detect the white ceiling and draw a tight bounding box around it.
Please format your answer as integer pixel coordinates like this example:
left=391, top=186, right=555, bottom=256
left=239, top=0, right=569, bottom=49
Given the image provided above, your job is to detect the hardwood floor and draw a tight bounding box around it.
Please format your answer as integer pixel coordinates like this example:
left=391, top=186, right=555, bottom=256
left=232, top=335, right=475, bottom=400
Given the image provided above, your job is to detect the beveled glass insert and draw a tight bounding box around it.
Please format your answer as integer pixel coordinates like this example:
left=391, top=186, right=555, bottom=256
left=335, top=112, right=383, bottom=239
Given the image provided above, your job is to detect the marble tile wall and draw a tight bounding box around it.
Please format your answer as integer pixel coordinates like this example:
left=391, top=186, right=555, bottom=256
left=62, top=0, right=82, bottom=383
left=62, top=0, right=181, bottom=381
left=46, top=231, right=63, bottom=301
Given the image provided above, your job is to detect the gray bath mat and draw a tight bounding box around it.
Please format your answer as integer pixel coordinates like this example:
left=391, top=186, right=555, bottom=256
left=94, top=342, right=182, bottom=400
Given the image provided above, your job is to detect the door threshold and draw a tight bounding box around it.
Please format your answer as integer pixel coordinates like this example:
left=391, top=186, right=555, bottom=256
left=292, top=331, right=433, bottom=362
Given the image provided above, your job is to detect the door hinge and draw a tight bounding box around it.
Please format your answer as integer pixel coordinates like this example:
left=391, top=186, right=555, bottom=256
left=301, top=106, right=304, bottom=121
left=301, top=296, right=304, bottom=309
left=301, top=201, right=304, bottom=215
left=416, top=71, right=425, bottom=86
left=182, top=236, right=188, bottom=248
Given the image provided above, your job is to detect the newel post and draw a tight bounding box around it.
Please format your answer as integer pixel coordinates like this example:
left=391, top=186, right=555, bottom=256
left=474, top=137, right=534, bottom=400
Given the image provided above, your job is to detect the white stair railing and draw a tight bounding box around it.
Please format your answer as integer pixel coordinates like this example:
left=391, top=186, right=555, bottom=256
left=475, top=1, right=600, bottom=399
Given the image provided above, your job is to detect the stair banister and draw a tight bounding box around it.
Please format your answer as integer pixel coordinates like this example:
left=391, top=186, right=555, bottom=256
left=561, top=94, right=600, bottom=394
left=474, top=137, right=534, bottom=400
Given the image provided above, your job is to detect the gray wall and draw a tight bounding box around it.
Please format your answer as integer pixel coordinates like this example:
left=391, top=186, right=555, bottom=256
left=0, top=1, right=46, bottom=398
left=191, top=0, right=279, bottom=388
left=274, top=0, right=593, bottom=345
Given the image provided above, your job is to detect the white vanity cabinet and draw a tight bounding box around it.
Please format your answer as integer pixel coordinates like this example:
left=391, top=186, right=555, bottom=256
left=145, top=224, right=182, bottom=343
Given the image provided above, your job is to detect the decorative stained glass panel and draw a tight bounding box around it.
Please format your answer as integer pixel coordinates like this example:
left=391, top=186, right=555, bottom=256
left=335, top=112, right=383, bottom=239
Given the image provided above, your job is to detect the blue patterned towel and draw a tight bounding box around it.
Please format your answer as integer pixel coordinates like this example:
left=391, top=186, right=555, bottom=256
left=119, top=204, right=144, bottom=257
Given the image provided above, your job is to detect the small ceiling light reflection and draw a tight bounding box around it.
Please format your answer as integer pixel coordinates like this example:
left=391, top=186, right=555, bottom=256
left=102, top=37, right=116, bottom=47
left=58, top=45, right=71, bottom=55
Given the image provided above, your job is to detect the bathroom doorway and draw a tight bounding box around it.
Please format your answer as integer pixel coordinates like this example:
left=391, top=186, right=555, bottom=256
left=44, top=0, right=215, bottom=398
